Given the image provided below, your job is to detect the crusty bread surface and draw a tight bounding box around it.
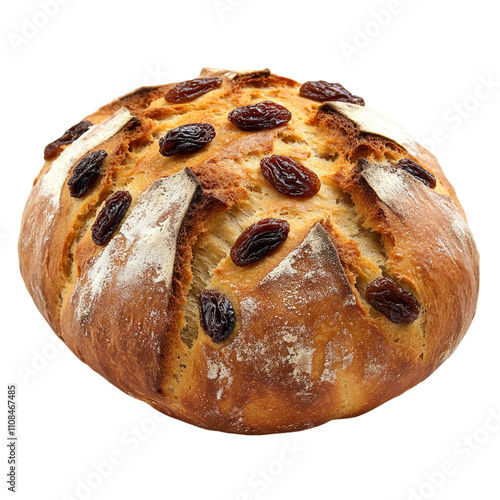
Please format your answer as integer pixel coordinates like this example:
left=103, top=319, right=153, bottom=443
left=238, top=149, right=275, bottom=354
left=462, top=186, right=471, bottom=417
left=18, top=68, right=479, bottom=434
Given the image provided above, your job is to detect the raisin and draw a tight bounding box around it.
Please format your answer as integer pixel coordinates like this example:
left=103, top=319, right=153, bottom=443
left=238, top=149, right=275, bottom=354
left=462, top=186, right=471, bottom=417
left=228, top=101, right=292, bottom=131
left=165, top=77, right=222, bottom=103
left=396, top=159, right=437, bottom=188
left=260, top=155, right=321, bottom=198
left=159, top=123, right=215, bottom=156
left=299, top=81, right=365, bottom=106
left=230, top=218, right=290, bottom=267
left=365, top=277, right=420, bottom=325
left=197, top=290, right=236, bottom=343
left=44, top=120, right=93, bottom=160
left=91, top=191, right=132, bottom=246
left=67, top=150, right=108, bottom=198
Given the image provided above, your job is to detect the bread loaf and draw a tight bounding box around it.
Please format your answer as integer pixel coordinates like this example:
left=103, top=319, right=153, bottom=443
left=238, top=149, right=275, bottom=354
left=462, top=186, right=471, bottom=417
left=18, top=68, right=479, bottom=434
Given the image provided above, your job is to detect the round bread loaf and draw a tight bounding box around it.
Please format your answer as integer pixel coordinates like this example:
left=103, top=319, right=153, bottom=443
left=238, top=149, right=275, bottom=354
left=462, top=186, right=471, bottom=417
left=18, top=68, right=479, bottom=434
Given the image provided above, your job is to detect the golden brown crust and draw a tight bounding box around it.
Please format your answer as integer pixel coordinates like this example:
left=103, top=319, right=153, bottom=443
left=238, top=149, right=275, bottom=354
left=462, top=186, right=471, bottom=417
left=18, top=69, right=479, bottom=434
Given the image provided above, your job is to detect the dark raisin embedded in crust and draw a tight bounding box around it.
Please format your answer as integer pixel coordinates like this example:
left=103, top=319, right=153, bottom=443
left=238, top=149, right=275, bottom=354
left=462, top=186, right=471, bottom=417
left=396, top=159, right=437, bottom=188
left=260, top=155, right=321, bottom=198
left=300, top=81, right=365, bottom=106
left=228, top=101, right=292, bottom=131
left=91, top=191, right=132, bottom=246
left=159, top=123, right=216, bottom=156
left=165, top=77, right=222, bottom=103
left=67, top=150, right=108, bottom=198
left=197, top=290, right=236, bottom=344
left=44, top=120, right=93, bottom=160
left=230, top=218, right=290, bottom=267
left=365, top=277, right=420, bottom=325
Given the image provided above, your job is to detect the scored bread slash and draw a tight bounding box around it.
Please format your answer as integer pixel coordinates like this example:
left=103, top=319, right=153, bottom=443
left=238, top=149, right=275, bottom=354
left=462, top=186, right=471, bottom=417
left=39, top=107, right=135, bottom=207
left=319, top=101, right=419, bottom=156
left=259, top=222, right=353, bottom=296
left=199, top=67, right=272, bottom=81
left=358, top=160, right=473, bottom=246
left=74, top=168, right=202, bottom=323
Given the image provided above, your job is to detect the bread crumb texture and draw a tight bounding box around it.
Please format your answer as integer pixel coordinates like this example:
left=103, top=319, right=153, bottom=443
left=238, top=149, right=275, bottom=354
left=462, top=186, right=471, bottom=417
left=18, top=69, right=479, bottom=434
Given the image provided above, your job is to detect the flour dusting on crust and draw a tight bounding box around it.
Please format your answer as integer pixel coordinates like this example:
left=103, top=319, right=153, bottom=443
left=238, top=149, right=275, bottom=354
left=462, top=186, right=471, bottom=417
left=200, top=67, right=271, bottom=80
left=40, top=107, right=134, bottom=206
left=362, top=162, right=475, bottom=254
left=75, top=168, right=200, bottom=322
left=361, top=163, right=415, bottom=215
left=208, top=223, right=359, bottom=396
left=324, top=101, right=418, bottom=155
left=262, top=223, right=342, bottom=284
left=286, top=345, right=315, bottom=378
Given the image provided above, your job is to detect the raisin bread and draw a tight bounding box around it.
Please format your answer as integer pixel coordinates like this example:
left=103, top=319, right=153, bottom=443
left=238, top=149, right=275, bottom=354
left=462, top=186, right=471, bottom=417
left=18, top=69, right=479, bottom=434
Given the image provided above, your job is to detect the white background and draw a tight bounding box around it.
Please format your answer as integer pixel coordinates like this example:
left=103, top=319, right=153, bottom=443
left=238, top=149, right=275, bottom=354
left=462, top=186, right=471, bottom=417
left=1, top=0, right=499, bottom=499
